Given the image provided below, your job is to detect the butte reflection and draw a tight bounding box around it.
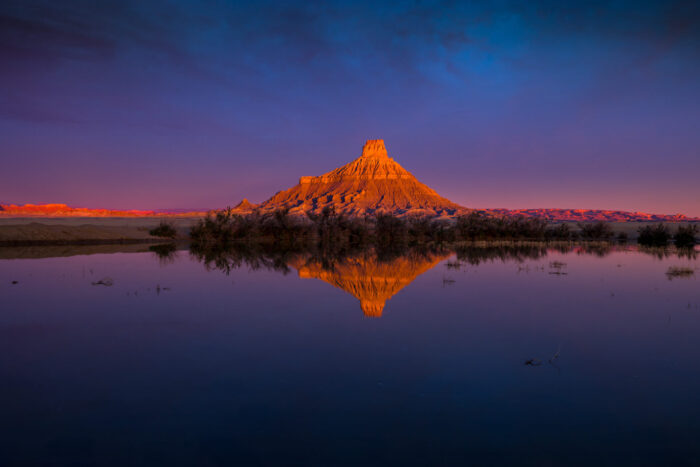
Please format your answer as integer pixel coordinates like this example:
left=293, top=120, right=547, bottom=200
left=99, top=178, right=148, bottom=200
left=190, top=242, right=698, bottom=317
left=288, top=251, right=449, bottom=317
left=190, top=243, right=450, bottom=316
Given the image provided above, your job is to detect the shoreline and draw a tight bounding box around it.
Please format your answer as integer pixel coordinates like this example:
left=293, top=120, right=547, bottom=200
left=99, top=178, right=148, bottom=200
left=0, top=217, right=697, bottom=246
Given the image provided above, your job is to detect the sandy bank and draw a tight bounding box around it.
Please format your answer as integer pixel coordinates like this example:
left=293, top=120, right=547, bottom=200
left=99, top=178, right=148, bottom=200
left=0, top=217, right=201, bottom=245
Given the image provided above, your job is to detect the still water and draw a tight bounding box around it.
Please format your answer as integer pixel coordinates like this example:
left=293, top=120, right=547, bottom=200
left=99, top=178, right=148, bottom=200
left=1, top=244, right=699, bottom=466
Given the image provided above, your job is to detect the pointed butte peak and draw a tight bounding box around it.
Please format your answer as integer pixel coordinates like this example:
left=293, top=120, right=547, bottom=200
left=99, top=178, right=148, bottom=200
left=259, top=138, right=464, bottom=218
left=234, top=198, right=256, bottom=210
left=360, top=139, right=389, bottom=159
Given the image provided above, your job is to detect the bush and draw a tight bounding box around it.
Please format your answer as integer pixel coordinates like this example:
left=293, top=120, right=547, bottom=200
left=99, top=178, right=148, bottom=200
left=375, top=213, right=408, bottom=250
left=545, top=223, right=573, bottom=241
left=673, top=225, right=698, bottom=248
left=578, top=221, right=614, bottom=240
left=453, top=213, right=548, bottom=241
left=637, top=224, right=671, bottom=246
left=149, top=221, right=177, bottom=238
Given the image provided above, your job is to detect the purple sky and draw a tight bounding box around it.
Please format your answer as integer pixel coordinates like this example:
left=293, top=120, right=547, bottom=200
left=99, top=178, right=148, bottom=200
left=1, top=0, right=699, bottom=215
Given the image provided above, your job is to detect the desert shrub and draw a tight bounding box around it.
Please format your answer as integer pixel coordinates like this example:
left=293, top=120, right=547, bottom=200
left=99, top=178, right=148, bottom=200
left=616, top=231, right=629, bottom=243
left=545, top=223, right=573, bottom=241
left=375, top=213, right=408, bottom=250
left=578, top=221, right=614, bottom=240
left=309, top=206, right=371, bottom=254
left=149, top=221, right=177, bottom=238
left=673, top=225, right=698, bottom=248
left=637, top=223, right=671, bottom=246
left=453, top=213, right=548, bottom=241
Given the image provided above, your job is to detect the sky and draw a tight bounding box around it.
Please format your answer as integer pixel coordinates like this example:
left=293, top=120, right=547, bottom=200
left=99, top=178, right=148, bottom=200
left=1, top=0, right=699, bottom=215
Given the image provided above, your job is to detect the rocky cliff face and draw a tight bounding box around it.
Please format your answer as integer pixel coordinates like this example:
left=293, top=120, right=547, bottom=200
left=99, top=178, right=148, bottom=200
left=251, top=139, right=465, bottom=218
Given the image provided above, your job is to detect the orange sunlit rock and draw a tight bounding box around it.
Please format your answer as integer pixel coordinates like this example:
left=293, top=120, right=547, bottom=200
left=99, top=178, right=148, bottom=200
left=250, top=139, right=466, bottom=219
left=289, top=251, right=449, bottom=317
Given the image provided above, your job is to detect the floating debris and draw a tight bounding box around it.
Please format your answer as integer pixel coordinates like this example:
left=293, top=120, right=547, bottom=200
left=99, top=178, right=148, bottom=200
left=549, top=261, right=567, bottom=269
left=11, top=280, right=18, bottom=284
left=91, top=278, right=114, bottom=287
left=524, top=358, right=542, bottom=366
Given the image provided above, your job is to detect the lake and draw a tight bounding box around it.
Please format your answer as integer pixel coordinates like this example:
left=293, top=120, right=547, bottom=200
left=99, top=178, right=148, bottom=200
left=1, top=244, right=699, bottom=466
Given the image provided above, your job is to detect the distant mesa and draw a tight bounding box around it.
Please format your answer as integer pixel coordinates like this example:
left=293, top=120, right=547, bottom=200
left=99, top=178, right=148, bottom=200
left=289, top=251, right=449, bottom=317
left=0, top=203, right=206, bottom=218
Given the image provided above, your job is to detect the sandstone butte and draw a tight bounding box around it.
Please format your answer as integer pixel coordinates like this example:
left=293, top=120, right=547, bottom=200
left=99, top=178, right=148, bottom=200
left=288, top=250, right=450, bottom=317
left=241, top=139, right=466, bottom=219
left=2, top=139, right=697, bottom=221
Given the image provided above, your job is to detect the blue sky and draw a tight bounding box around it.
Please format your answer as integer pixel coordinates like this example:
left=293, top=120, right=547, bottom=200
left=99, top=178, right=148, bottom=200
left=1, top=0, right=699, bottom=215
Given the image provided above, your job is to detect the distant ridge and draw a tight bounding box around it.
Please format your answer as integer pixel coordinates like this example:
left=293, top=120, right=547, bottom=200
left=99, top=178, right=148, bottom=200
left=0, top=203, right=207, bottom=217
left=3, top=202, right=691, bottom=222
left=3, top=139, right=698, bottom=222
left=483, top=208, right=696, bottom=223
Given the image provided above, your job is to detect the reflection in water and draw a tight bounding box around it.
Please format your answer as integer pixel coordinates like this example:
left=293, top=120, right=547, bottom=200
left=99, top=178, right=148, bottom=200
left=454, top=243, right=550, bottom=264
left=149, top=243, right=178, bottom=265
left=2, top=241, right=700, bottom=465
left=640, top=245, right=698, bottom=260
left=289, top=251, right=449, bottom=317
left=190, top=243, right=699, bottom=316
left=0, top=243, right=154, bottom=259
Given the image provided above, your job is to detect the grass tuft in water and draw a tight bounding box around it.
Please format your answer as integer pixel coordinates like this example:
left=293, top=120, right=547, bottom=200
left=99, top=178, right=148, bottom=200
left=665, top=266, right=695, bottom=279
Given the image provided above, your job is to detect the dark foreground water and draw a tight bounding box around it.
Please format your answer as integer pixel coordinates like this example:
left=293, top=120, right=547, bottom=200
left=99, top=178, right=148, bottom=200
left=1, top=245, right=699, bottom=466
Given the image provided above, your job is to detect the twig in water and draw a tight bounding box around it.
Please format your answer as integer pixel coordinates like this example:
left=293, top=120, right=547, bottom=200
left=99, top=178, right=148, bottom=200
left=442, top=276, right=456, bottom=286
left=549, top=346, right=561, bottom=364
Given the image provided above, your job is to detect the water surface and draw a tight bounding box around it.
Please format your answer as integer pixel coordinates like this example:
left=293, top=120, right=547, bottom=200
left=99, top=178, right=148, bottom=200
left=1, top=245, right=699, bottom=466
